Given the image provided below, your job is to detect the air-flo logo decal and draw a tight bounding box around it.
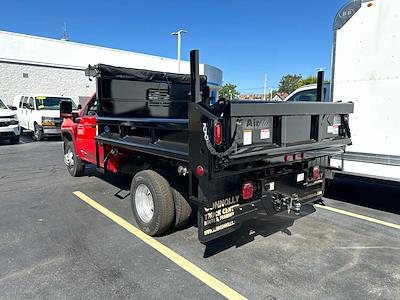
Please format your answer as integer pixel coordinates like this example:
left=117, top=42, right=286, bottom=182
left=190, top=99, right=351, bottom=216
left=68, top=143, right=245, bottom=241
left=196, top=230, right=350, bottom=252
left=203, top=195, right=240, bottom=236
left=245, top=118, right=271, bottom=129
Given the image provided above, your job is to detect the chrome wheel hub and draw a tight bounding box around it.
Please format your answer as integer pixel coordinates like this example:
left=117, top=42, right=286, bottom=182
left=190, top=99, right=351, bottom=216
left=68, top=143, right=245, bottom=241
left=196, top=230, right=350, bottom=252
left=64, top=149, right=74, bottom=168
left=135, top=184, right=154, bottom=223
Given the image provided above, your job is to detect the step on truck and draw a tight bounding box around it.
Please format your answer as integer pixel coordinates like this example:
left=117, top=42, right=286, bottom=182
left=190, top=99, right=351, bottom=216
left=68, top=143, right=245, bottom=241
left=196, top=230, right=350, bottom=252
left=60, top=50, right=353, bottom=243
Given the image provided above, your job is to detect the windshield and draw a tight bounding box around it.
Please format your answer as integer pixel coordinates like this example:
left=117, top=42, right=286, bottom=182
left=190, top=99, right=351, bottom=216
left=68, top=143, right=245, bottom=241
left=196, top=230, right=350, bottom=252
left=0, top=99, right=7, bottom=109
left=35, top=97, right=77, bottom=110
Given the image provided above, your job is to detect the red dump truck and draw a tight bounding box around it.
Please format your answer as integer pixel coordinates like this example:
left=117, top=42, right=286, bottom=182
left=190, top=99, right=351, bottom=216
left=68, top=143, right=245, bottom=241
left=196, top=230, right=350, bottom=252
left=60, top=50, right=353, bottom=242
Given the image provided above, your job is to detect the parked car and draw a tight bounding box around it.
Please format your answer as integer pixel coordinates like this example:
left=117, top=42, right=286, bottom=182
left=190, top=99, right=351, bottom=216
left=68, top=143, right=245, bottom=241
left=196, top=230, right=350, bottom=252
left=0, top=98, right=20, bottom=144
left=285, top=83, right=331, bottom=102
left=13, top=95, right=77, bottom=141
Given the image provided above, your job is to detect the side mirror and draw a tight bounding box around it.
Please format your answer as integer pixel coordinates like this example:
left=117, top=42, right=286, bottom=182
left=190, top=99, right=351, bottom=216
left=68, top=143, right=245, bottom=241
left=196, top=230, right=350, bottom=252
left=77, top=104, right=82, bottom=110
left=60, top=100, right=73, bottom=118
left=9, top=106, right=17, bottom=111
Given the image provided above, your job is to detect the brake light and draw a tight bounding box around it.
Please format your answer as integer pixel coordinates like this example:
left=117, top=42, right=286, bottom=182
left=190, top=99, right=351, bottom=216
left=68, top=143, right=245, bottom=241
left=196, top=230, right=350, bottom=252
left=242, top=182, right=254, bottom=200
left=312, top=166, right=321, bottom=180
left=215, top=122, right=222, bottom=145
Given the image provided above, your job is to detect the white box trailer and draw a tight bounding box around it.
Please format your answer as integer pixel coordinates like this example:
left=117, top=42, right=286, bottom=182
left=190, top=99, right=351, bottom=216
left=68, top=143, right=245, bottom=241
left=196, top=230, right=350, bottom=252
left=330, top=0, right=400, bottom=182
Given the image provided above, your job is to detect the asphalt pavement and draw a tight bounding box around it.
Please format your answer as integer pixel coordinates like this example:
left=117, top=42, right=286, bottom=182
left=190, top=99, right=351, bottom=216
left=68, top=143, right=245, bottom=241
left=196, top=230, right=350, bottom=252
left=1, top=135, right=399, bottom=299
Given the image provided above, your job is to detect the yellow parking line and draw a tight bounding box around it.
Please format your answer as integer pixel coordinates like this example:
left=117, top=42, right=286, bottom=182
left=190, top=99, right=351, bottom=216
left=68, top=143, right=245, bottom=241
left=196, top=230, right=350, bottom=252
left=314, top=204, right=400, bottom=230
left=73, top=191, right=247, bottom=300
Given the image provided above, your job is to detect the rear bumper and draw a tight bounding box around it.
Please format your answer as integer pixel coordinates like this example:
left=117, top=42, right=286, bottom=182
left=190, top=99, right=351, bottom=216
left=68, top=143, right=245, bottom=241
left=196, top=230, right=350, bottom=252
left=197, top=170, right=324, bottom=243
left=0, top=124, right=21, bottom=139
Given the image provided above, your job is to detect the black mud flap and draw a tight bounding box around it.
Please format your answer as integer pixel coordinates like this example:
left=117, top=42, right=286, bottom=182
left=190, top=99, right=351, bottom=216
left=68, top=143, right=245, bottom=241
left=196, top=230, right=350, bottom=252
left=198, top=196, right=261, bottom=243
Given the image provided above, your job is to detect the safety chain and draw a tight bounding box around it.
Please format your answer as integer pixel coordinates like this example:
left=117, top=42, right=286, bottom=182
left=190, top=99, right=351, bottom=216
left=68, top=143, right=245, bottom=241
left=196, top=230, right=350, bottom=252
left=202, top=121, right=241, bottom=158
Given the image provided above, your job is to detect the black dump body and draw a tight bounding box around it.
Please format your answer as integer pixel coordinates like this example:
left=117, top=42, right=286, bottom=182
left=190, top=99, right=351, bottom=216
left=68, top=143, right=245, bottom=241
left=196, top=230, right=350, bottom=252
left=88, top=63, right=207, bottom=162
left=89, top=51, right=353, bottom=242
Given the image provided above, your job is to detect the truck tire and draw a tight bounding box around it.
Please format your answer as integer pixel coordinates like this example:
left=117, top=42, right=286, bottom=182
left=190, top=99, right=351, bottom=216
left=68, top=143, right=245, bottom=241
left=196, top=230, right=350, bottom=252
left=130, top=170, right=174, bottom=236
left=64, top=141, right=85, bottom=177
left=172, top=188, right=192, bottom=229
left=33, top=123, right=43, bottom=141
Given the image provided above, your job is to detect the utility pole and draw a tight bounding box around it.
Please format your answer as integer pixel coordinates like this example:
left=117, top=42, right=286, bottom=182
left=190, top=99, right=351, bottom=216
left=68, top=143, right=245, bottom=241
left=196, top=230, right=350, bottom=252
left=171, top=30, right=188, bottom=73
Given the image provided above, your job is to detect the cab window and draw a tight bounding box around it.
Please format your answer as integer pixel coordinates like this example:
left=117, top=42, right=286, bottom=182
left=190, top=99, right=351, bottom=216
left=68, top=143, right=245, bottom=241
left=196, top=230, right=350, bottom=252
left=22, top=97, right=29, bottom=108
left=84, top=98, right=98, bottom=116
left=28, top=97, right=35, bottom=109
left=289, top=90, right=317, bottom=102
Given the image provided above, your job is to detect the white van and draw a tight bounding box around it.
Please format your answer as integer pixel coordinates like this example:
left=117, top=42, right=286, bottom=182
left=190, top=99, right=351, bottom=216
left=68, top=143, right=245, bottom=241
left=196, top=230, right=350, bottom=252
left=13, top=95, right=77, bottom=141
left=0, top=98, right=21, bottom=144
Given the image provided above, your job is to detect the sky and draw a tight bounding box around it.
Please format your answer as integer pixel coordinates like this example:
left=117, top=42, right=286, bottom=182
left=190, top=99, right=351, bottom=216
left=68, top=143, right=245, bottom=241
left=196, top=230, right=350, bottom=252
left=0, top=0, right=348, bottom=93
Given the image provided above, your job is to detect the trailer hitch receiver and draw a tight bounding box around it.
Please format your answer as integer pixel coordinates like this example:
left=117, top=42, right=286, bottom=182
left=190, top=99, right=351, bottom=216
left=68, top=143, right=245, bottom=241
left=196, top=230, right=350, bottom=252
left=272, top=193, right=301, bottom=215
left=287, top=194, right=301, bottom=215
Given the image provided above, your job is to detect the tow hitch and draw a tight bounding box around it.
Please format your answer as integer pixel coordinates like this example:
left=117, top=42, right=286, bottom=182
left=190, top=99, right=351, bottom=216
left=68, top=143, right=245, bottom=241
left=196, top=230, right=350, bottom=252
left=272, top=194, right=302, bottom=215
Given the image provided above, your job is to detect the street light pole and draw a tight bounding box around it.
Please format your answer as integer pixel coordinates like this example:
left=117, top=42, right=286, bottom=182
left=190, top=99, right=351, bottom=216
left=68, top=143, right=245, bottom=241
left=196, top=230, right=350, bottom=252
left=171, top=29, right=188, bottom=73
left=263, top=74, right=267, bottom=100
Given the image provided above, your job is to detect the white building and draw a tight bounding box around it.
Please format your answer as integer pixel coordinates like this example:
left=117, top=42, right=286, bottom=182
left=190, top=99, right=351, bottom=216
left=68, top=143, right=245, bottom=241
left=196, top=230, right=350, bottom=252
left=0, top=30, right=223, bottom=105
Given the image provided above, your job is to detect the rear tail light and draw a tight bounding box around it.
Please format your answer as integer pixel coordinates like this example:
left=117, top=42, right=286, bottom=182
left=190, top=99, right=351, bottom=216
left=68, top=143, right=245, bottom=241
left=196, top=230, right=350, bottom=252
left=312, top=166, right=321, bottom=180
left=215, top=122, right=222, bottom=145
left=284, top=155, right=290, bottom=162
left=196, top=165, right=204, bottom=176
left=242, top=181, right=254, bottom=200
left=293, top=153, right=299, bottom=160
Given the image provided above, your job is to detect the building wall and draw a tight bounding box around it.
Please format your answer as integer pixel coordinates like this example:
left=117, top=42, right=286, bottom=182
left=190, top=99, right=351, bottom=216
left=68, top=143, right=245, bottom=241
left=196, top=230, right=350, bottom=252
left=0, top=62, right=93, bottom=105
left=0, top=30, right=223, bottom=106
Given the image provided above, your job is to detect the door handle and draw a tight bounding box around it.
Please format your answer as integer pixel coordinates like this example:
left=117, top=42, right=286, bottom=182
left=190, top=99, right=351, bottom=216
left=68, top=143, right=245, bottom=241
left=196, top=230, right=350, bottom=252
left=91, top=125, right=96, bottom=128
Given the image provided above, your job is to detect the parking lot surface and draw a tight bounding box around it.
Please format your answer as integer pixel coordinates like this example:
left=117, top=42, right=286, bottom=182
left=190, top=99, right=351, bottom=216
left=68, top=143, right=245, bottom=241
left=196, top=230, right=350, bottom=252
left=1, top=137, right=400, bottom=299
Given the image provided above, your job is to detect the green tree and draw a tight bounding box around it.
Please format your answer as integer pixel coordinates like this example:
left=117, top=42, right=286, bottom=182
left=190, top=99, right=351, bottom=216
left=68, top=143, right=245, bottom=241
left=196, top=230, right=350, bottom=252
left=278, top=74, right=303, bottom=94
left=301, top=75, right=318, bottom=86
left=219, top=83, right=240, bottom=100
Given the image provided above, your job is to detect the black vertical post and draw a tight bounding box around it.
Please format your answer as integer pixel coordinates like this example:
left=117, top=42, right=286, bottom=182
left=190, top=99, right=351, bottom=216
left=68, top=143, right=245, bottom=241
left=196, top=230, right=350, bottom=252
left=316, top=70, right=324, bottom=102
left=190, top=50, right=201, bottom=103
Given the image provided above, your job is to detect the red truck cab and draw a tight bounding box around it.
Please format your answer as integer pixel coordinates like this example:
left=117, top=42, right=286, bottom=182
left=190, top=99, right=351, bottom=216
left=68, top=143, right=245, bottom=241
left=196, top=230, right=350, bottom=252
left=61, top=94, right=118, bottom=176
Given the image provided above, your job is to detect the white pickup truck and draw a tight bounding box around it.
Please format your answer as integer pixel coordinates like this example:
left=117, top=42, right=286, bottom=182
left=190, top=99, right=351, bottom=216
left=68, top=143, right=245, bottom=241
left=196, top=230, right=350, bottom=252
left=0, top=98, right=20, bottom=144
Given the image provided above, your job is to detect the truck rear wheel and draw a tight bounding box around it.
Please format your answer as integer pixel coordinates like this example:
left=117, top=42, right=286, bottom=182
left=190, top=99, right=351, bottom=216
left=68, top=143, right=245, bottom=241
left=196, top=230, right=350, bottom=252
left=172, top=188, right=192, bottom=229
left=64, top=141, right=85, bottom=177
left=130, top=170, right=174, bottom=236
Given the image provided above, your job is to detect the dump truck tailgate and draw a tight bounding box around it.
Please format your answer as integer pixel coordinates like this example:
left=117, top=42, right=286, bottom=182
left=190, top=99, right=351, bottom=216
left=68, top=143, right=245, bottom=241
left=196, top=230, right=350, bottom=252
left=228, top=101, right=353, bottom=159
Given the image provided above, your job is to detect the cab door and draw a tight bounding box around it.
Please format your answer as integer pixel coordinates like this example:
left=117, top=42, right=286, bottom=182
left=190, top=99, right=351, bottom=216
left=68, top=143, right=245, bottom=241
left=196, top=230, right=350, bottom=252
left=26, top=97, right=35, bottom=130
left=19, top=97, right=29, bottom=128
left=75, top=97, right=98, bottom=164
